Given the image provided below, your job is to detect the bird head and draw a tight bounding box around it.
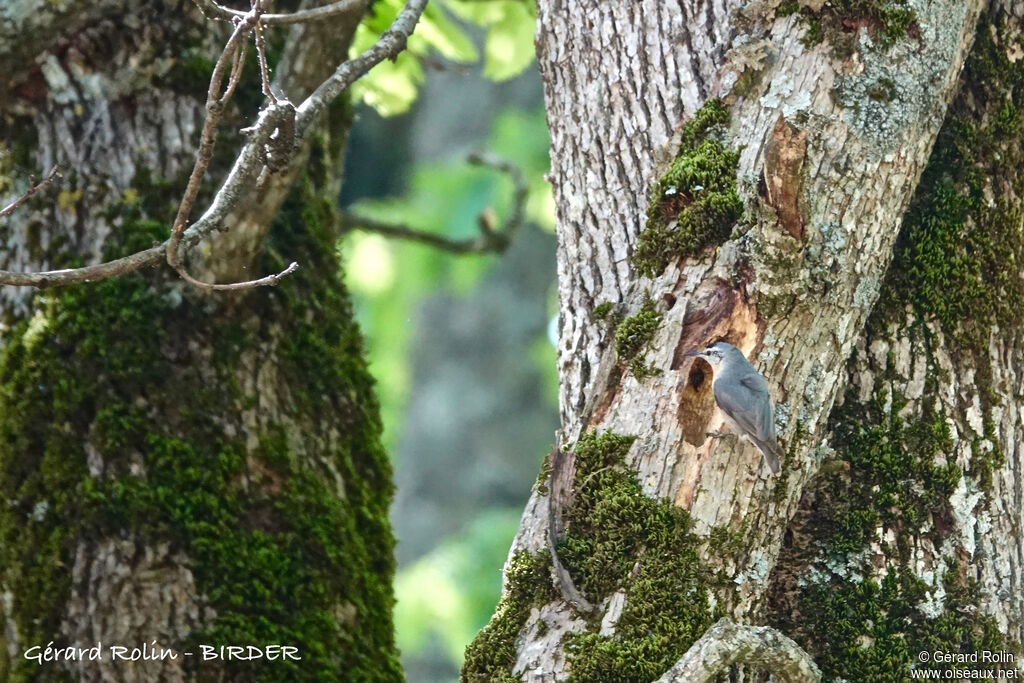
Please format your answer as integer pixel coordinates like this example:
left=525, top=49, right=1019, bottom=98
left=683, top=341, right=737, bottom=370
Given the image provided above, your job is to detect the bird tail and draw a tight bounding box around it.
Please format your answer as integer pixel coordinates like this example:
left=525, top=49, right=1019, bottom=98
left=752, top=437, right=781, bottom=474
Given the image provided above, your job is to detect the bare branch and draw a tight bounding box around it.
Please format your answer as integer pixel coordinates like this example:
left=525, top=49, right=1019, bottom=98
left=174, top=260, right=299, bottom=291
left=193, top=0, right=365, bottom=26
left=252, top=0, right=277, bottom=104
left=0, top=0, right=428, bottom=289
left=340, top=151, right=529, bottom=255
left=176, top=100, right=297, bottom=254
left=654, top=618, right=822, bottom=683
left=295, top=0, right=429, bottom=135
left=166, top=13, right=256, bottom=271
left=0, top=166, right=62, bottom=218
left=0, top=101, right=293, bottom=289
left=0, top=245, right=165, bottom=288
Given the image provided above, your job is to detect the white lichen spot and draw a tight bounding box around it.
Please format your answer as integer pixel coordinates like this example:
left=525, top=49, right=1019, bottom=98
left=949, top=475, right=984, bottom=558
left=599, top=590, right=627, bottom=635
left=31, top=500, right=49, bottom=522
left=40, top=55, right=76, bottom=105
left=760, top=73, right=795, bottom=110
left=868, top=338, right=890, bottom=369
left=965, top=398, right=985, bottom=436
left=918, top=563, right=948, bottom=619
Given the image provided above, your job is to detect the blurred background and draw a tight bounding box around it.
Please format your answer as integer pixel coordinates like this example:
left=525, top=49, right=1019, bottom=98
left=338, top=2, right=553, bottom=679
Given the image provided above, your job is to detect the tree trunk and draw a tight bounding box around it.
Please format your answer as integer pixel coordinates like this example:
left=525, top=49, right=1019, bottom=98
left=464, top=0, right=1022, bottom=681
left=0, top=2, right=402, bottom=682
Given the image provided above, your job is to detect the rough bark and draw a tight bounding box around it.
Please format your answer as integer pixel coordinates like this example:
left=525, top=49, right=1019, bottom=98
left=653, top=617, right=821, bottom=683
left=769, top=4, right=1024, bottom=678
left=464, top=0, right=1021, bottom=681
left=0, top=2, right=401, bottom=682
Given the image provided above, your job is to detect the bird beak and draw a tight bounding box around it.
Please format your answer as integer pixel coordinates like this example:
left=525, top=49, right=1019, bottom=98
left=684, top=350, right=702, bottom=358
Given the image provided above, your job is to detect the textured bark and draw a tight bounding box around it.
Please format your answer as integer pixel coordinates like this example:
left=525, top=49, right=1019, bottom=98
left=769, top=4, right=1024, bottom=677
left=464, top=0, right=1021, bottom=681
left=0, top=3, right=401, bottom=683
left=653, top=617, right=821, bottom=683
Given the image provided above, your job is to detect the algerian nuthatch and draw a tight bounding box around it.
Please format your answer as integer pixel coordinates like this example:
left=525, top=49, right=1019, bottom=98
left=685, top=341, right=781, bottom=474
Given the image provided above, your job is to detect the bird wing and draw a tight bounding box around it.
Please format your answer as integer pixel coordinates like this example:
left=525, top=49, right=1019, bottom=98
left=713, top=370, right=777, bottom=443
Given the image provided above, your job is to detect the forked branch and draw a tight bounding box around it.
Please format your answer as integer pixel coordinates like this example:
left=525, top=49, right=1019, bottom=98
left=0, top=0, right=429, bottom=290
left=340, top=151, right=529, bottom=255
left=0, top=166, right=62, bottom=219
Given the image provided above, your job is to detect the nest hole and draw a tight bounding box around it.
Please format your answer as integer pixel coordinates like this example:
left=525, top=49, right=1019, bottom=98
left=678, top=359, right=717, bottom=446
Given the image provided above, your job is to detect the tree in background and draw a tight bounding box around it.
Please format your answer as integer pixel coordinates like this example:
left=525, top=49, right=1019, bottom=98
left=464, top=1, right=1023, bottom=681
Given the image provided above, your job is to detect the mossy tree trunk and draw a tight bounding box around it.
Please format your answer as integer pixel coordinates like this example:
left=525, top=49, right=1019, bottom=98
left=1, top=2, right=402, bottom=682
left=464, top=1, right=1023, bottom=681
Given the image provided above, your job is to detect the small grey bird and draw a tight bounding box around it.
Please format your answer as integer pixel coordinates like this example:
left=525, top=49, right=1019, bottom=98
left=685, top=341, right=781, bottom=474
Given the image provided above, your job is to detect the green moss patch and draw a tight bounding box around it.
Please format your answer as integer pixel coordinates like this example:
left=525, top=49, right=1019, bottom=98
left=876, top=22, right=1024, bottom=353
left=461, top=432, right=719, bottom=682
left=823, top=381, right=961, bottom=557
left=461, top=551, right=556, bottom=683
left=799, top=567, right=1007, bottom=682
left=556, top=432, right=716, bottom=681
left=593, top=301, right=617, bottom=322
left=632, top=100, right=742, bottom=278
left=773, top=370, right=1012, bottom=681
left=770, top=16, right=1023, bottom=678
left=613, top=296, right=663, bottom=380
left=871, top=16, right=1024, bottom=490
left=778, top=0, right=917, bottom=52
left=0, top=135, right=400, bottom=682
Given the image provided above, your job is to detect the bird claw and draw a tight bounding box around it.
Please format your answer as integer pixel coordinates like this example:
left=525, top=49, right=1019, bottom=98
left=706, top=431, right=737, bottom=442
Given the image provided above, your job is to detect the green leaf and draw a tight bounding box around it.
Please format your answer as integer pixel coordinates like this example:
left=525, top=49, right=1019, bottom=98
left=416, top=3, right=479, bottom=63
left=350, top=50, right=424, bottom=117
left=353, top=0, right=537, bottom=114
left=482, top=2, right=536, bottom=81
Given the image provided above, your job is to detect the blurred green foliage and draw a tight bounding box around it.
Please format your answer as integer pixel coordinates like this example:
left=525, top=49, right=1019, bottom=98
left=352, top=0, right=538, bottom=115
left=340, top=106, right=555, bottom=674
left=393, top=508, right=523, bottom=662
left=341, top=107, right=555, bottom=456
left=344, top=3, right=548, bottom=674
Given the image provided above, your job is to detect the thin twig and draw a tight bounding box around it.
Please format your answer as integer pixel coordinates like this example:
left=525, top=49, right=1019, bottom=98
left=0, top=245, right=165, bottom=288
left=166, top=14, right=256, bottom=270
left=175, top=260, right=299, bottom=291
left=224, top=39, right=249, bottom=103
left=295, top=0, right=429, bottom=135
left=252, top=0, right=277, bottom=104
left=193, top=0, right=364, bottom=26
left=340, top=151, right=529, bottom=255
left=0, top=166, right=62, bottom=218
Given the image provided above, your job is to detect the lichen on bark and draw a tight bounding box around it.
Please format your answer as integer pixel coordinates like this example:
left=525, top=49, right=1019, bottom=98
left=768, top=12, right=1024, bottom=680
